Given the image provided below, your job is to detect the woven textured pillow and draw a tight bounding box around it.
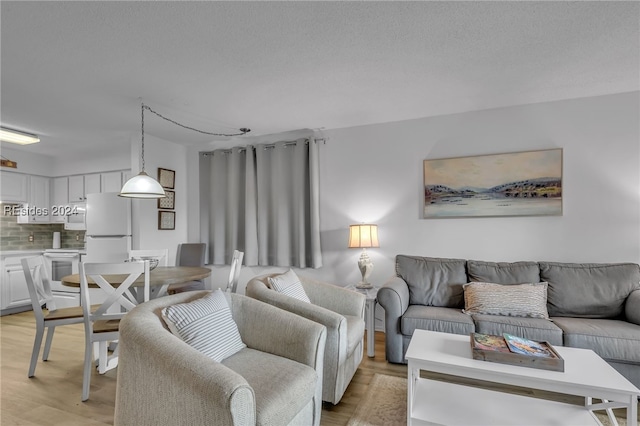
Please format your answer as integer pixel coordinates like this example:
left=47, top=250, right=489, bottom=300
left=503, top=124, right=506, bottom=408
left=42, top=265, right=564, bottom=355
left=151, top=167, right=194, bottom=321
left=161, top=290, right=246, bottom=362
left=268, top=269, right=311, bottom=303
left=463, top=282, right=550, bottom=319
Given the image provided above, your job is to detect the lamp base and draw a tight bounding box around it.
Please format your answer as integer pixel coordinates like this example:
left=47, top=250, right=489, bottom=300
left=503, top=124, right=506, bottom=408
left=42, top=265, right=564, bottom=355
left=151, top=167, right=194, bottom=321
left=356, top=282, right=373, bottom=289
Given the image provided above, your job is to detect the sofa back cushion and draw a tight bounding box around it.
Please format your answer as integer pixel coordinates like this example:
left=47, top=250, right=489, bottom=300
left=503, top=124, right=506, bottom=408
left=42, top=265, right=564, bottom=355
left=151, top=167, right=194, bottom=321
left=467, top=260, right=540, bottom=284
left=396, top=255, right=467, bottom=308
left=540, top=262, right=640, bottom=318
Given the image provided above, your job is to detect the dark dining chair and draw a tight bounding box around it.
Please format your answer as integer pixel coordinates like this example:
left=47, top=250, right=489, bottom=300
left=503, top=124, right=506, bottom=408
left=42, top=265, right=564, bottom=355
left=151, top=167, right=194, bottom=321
left=169, top=243, right=207, bottom=293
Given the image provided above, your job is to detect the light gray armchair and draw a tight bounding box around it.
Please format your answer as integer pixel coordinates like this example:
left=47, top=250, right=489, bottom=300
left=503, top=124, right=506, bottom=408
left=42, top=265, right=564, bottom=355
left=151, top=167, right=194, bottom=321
left=114, top=291, right=326, bottom=426
left=246, top=273, right=366, bottom=405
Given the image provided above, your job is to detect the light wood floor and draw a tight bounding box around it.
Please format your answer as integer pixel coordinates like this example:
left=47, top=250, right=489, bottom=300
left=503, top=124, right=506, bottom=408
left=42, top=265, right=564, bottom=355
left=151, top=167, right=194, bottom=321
left=0, top=310, right=404, bottom=425
left=2, top=311, right=637, bottom=425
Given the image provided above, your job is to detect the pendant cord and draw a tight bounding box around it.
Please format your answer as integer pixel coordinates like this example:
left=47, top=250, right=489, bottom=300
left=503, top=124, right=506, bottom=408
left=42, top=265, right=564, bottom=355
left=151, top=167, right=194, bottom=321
left=141, top=102, right=146, bottom=171
left=142, top=103, right=250, bottom=137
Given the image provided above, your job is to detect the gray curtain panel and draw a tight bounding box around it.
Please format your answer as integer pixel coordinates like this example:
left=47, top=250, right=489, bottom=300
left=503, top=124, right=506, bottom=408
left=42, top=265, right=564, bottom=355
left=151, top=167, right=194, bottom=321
left=206, top=138, right=322, bottom=268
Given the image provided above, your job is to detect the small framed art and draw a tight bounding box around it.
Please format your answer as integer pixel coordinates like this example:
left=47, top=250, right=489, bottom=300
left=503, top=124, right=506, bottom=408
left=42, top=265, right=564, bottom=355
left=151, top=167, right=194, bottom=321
left=158, top=190, right=175, bottom=209
left=158, top=168, right=175, bottom=189
left=158, top=211, right=175, bottom=230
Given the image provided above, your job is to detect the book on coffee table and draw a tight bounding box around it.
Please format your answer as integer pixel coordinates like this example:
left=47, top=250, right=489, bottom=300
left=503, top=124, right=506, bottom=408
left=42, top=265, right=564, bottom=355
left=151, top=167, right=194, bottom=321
left=470, top=333, right=564, bottom=372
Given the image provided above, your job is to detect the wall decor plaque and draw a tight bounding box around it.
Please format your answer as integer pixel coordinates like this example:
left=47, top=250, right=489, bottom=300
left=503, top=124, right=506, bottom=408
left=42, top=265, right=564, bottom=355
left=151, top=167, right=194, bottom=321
left=158, top=210, right=175, bottom=230
left=423, top=149, right=562, bottom=218
left=158, top=190, right=175, bottom=210
left=158, top=168, right=175, bottom=189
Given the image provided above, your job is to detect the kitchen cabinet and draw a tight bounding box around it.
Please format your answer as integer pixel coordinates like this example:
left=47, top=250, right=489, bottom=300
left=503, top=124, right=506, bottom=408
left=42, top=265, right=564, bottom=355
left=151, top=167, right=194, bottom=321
left=84, top=174, right=101, bottom=196
left=50, top=177, right=69, bottom=223
left=101, top=171, right=122, bottom=193
left=17, top=175, right=50, bottom=223
left=68, top=175, right=85, bottom=202
left=0, top=171, right=29, bottom=203
left=1, top=255, right=35, bottom=315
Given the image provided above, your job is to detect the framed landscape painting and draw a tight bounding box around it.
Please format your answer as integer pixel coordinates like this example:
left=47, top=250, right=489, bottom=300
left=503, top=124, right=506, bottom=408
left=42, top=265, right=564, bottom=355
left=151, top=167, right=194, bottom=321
left=423, top=149, right=562, bottom=218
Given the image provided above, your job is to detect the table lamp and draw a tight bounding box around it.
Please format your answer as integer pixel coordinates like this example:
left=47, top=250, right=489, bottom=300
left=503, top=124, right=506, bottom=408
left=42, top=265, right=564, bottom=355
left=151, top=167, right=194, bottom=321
left=348, top=224, right=380, bottom=289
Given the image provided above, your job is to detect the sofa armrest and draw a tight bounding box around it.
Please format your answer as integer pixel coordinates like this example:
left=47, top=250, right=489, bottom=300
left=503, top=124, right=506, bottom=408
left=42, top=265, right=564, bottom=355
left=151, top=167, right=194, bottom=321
left=230, top=294, right=327, bottom=369
left=115, top=292, right=256, bottom=426
left=626, top=289, right=640, bottom=325
left=300, top=276, right=366, bottom=319
left=377, top=276, right=410, bottom=363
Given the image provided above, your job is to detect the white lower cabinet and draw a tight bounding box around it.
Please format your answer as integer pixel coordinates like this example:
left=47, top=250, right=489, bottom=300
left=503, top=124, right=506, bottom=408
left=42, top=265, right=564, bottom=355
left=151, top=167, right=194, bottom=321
left=1, top=255, right=35, bottom=315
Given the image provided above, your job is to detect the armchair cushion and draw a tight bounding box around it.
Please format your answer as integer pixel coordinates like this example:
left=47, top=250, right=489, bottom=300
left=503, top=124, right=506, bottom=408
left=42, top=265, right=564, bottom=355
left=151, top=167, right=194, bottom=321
left=268, top=269, right=311, bottom=303
left=222, top=347, right=317, bottom=425
left=161, top=289, right=246, bottom=362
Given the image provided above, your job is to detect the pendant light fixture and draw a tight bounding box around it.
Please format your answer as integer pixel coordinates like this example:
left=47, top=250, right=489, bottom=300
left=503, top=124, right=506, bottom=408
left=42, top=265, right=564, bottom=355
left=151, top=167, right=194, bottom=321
left=119, top=100, right=251, bottom=199
left=119, top=102, right=166, bottom=198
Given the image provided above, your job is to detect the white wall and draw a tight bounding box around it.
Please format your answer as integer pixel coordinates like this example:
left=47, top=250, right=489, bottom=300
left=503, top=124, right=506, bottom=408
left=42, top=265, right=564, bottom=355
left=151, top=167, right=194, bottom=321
left=131, top=134, right=189, bottom=268
left=0, top=146, right=56, bottom=176
left=187, top=92, right=640, bottom=295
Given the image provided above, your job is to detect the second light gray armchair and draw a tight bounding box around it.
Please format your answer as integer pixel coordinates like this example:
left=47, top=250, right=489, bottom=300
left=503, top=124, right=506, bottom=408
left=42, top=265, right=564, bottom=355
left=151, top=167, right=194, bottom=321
left=246, top=273, right=366, bottom=404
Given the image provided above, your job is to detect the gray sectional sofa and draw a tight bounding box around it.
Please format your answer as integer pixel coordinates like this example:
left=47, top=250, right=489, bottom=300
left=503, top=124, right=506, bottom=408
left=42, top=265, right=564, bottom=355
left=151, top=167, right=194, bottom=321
left=377, top=255, right=640, bottom=387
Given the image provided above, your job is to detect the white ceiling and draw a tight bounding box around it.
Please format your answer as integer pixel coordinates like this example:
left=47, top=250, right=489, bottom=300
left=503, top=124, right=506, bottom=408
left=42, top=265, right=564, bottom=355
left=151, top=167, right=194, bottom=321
left=1, top=1, right=638, bottom=160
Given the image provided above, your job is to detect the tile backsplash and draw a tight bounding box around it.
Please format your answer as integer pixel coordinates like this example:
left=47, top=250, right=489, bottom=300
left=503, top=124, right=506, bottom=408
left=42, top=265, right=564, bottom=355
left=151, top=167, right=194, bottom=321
left=1, top=205, right=85, bottom=251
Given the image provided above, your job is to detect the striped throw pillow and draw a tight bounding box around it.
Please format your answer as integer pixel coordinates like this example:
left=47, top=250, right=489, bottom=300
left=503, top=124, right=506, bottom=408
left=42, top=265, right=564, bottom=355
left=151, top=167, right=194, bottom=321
left=161, top=290, right=246, bottom=362
left=462, top=282, right=550, bottom=319
left=268, top=269, right=311, bottom=303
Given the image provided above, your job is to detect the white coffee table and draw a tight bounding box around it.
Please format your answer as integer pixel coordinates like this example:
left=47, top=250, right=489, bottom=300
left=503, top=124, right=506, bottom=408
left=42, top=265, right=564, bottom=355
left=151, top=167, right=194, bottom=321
left=406, top=330, right=640, bottom=426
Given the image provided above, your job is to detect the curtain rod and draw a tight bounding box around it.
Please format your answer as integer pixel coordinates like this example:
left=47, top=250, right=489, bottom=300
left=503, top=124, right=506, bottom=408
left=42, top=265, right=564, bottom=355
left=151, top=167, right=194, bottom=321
left=200, top=138, right=325, bottom=156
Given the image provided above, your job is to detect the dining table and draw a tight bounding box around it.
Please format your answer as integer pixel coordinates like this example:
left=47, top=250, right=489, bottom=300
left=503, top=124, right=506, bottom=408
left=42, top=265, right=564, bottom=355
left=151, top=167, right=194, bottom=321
left=61, top=266, right=212, bottom=300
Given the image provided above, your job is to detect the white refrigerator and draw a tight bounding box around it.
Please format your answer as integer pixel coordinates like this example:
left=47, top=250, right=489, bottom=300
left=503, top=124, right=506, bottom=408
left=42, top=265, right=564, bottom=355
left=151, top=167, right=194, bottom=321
left=84, top=192, right=132, bottom=263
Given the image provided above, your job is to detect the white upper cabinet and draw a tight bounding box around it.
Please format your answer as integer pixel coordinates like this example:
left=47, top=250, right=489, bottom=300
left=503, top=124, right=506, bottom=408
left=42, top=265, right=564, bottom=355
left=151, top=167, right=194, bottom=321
left=50, top=177, right=69, bottom=223
left=0, top=171, right=29, bottom=203
left=17, top=175, right=50, bottom=223
left=68, top=175, right=85, bottom=202
left=84, top=174, right=101, bottom=196
left=101, top=171, right=122, bottom=193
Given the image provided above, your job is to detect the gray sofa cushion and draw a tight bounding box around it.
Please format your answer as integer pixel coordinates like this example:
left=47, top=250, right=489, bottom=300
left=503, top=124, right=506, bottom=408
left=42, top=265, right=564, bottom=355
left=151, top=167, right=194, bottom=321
left=472, top=314, right=564, bottom=346
left=222, top=347, right=317, bottom=425
left=467, top=260, right=540, bottom=284
left=551, top=317, right=640, bottom=364
left=540, top=262, right=640, bottom=318
left=396, top=255, right=467, bottom=308
left=401, top=305, right=475, bottom=336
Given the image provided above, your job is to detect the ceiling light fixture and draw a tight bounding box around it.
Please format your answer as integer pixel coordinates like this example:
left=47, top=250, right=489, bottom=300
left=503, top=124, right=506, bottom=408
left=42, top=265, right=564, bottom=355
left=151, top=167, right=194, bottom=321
left=0, top=127, right=40, bottom=145
left=119, top=102, right=167, bottom=199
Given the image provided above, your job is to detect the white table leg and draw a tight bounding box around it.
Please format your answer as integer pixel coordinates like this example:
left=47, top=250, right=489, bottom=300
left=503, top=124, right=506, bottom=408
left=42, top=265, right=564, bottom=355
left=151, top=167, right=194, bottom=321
left=367, top=299, right=376, bottom=357
left=407, top=362, right=415, bottom=426
left=628, top=394, right=638, bottom=426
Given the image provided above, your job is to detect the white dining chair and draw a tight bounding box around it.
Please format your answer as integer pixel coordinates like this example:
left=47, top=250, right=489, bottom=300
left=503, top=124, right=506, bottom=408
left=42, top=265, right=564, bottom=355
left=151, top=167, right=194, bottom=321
left=226, top=250, right=244, bottom=293
left=79, top=260, right=149, bottom=401
left=21, top=256, right=86, bottom=378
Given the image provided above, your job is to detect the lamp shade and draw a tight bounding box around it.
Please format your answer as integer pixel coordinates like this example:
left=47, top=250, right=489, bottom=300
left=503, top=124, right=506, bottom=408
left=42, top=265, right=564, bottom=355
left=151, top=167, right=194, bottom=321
left=119, top=171, right=166, bottom=198
left=348, top=224, right=379, bottom=248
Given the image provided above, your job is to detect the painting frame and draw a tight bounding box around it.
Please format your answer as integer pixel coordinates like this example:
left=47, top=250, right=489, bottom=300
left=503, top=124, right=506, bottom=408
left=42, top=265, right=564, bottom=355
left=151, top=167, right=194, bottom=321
left=158, top=167, right=175, bottom=189
left=158, top=190, right=175, bottom=210
left=423, top=148, right=562, bottom=219
left=158, top=210, right=175, bottom=230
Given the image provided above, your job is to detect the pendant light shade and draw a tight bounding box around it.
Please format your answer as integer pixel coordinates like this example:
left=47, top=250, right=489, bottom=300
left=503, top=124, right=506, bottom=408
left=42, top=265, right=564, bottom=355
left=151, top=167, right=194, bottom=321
left=119, top=101, right=166, bottom=199
left=119, top=171, right=166, bottom=198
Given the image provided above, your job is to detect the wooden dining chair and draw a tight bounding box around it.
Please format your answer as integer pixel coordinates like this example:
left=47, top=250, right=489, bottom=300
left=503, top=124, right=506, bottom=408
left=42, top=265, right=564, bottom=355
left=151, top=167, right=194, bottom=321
left=79, top=260, right=149, bottom=401
left=226, top=250, right=244, bottom=293
left=21, top=256, right=86, bottom=378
